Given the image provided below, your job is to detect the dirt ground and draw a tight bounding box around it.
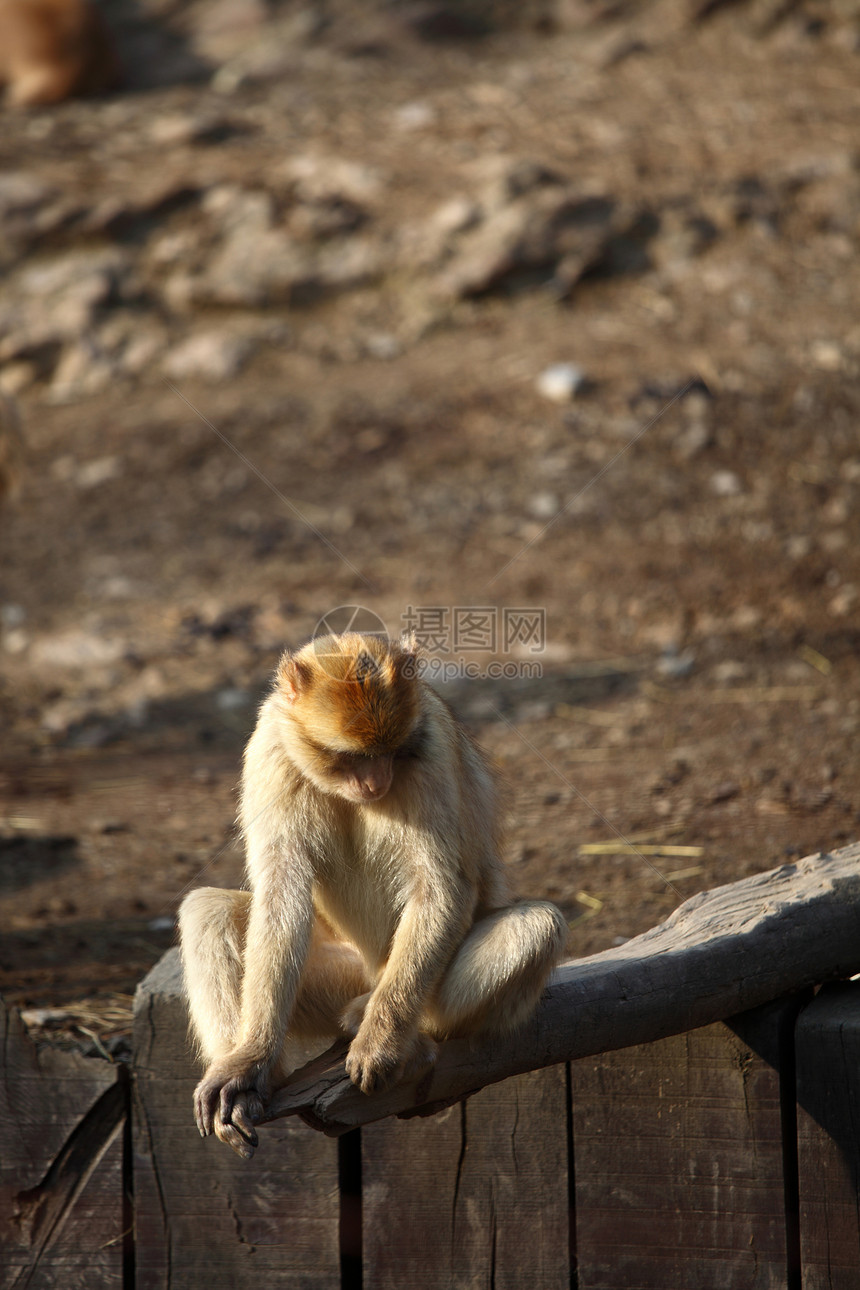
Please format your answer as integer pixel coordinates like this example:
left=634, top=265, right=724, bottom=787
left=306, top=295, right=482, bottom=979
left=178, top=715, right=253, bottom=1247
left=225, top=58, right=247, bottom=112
left=1, top=0, right=859, bottom=1052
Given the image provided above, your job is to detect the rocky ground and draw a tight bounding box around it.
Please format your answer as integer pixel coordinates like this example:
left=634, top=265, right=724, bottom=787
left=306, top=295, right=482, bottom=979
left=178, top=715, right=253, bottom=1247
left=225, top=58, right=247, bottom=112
left=1, top=0, right=859, bottom=1052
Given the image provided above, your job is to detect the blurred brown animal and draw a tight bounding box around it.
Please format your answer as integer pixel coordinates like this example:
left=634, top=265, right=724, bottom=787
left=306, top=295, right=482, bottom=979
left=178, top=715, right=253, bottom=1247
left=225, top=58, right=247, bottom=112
left=0, top=0, right=120, bottom=107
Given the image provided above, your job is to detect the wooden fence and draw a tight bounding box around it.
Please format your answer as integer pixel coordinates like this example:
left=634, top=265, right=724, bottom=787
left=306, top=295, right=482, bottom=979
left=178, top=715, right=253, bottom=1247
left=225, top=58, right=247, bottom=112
left=3, top=844, right=860, bottom=1289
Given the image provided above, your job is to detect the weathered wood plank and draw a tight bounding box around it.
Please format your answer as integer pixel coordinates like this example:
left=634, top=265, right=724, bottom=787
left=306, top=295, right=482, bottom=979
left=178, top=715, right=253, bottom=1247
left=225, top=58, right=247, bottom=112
left=0, top=996, right=125, bottom=1290
left=362, top=1097, right=462, bottom=1288
left=570, top=997, right=801, bottom=1290
left=264, top=846, right=860, bottom=1135
left=132, top=949, right=341, bottom=1290
left=796, top=982, right=860, bottom=1290
left=362, top=1065, right=569, bottom=1290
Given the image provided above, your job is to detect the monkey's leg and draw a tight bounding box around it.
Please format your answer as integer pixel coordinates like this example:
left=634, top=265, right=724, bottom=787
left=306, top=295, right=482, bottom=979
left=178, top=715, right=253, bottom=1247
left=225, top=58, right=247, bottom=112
left=178, top=886, right=251, bottom=1063
left=427, top=900, right=568, bottom=1038
left=179, top=890, right=369, bottom=1059
left=179, top=887, right=273, bottom=1157
left=180, top=891, right=369, bottom=1156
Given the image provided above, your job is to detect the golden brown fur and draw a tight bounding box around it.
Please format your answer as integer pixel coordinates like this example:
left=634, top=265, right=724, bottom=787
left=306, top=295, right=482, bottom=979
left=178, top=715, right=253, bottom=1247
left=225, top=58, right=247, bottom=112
left=0, top=0, right=120, bottom=107
left=179, top=632, right=567, bottom=1158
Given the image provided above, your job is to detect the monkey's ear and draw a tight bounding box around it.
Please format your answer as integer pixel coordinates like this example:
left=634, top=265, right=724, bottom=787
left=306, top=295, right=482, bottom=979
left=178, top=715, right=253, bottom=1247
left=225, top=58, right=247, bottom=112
left=277, top=654, right=313, bottom=703
left=400, top=629, right=421, bottom=657
left=397, top=631, right=422, bottom=680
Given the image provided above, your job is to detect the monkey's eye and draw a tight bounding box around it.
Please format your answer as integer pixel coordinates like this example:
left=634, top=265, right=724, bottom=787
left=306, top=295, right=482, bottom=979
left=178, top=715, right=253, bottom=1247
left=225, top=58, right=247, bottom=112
left=393, top=723, right=425, bottom=760
left=331, top=750, right=370, bottom=772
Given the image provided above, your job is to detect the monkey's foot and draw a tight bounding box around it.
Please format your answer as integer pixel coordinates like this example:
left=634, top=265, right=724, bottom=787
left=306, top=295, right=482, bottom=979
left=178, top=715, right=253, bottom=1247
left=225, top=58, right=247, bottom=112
left=401, top=1032, right=438, bottom=1087
left=345, top=1027, right=437, bottom=1095
left=340, top=992, right=372, bottom=1038
left=194, top=1062, right=268, bottom=1159
left=214, top=1092, right=263, bottom=1160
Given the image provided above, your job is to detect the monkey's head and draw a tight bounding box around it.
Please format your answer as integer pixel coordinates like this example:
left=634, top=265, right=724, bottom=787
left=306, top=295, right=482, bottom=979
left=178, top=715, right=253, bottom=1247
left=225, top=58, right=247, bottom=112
left=275, top=633, right=422, bottom=804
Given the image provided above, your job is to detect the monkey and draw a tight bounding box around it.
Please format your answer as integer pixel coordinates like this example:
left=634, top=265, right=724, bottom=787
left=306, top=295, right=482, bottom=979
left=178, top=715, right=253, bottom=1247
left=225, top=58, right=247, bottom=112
left=0, top=0, right=120, bottom=108
left=179, top=631, right=568, bottom=1158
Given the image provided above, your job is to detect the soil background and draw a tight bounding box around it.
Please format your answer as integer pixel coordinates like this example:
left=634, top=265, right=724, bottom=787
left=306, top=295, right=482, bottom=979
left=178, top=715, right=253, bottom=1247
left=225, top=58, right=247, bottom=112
left=1, top=0, right=859, bottom=1051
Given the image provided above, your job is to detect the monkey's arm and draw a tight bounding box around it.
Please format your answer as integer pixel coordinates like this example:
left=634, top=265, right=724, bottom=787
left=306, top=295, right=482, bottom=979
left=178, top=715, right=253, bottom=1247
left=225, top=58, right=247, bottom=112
left=193, top=846, right=314, bottom=1149
left=346, top=859, right=471, bottom=1094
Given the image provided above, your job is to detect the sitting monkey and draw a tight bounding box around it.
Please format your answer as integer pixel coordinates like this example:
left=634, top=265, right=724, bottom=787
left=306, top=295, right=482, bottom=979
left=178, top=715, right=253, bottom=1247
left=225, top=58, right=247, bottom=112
left=179, top=631, right=567, bottom=1157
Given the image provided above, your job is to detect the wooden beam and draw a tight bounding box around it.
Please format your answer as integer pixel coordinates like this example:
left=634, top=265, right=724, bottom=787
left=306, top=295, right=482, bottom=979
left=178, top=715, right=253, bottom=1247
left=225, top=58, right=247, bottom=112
left=260, top=844, right=860, bottom=1136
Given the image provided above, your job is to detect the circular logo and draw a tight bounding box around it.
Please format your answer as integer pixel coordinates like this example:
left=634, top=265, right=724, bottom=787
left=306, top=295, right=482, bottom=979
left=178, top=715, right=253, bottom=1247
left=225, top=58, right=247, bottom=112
left=311, top=606, right=389, bottom=676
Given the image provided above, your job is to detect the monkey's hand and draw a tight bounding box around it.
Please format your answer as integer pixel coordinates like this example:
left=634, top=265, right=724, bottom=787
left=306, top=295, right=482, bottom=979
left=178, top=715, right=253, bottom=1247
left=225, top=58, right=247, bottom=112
left=194, top=1056, right=271, bottom=1160
left=345, top=1017, right=437, bottom=1095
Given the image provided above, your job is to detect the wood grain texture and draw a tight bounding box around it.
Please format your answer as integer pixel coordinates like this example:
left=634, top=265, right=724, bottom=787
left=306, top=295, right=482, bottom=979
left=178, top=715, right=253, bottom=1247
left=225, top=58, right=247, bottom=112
left=0, top=996, right=124, bottom=1290
left=132, top=950, right=341, bottom=1290
left=796, top=982, right=860, bottom=1290
left=263, top=846, right=860, bottom=1135
left=570, top=997, right=801, bottom=1290
left=362, top=1065, right=569, bottom=1290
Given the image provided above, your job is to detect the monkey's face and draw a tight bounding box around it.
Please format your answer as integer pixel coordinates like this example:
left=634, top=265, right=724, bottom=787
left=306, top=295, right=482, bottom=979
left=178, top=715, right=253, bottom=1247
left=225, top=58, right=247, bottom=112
left=325, top=751, right=395, bottom=804
left=276, top=632, right=422, bottom=804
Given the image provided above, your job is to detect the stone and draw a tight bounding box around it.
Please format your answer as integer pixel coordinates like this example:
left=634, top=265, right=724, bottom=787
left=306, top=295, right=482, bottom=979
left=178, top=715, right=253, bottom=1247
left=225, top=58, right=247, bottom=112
left=216, top=687, right=252, bottom=710
left=0, top=175, right=66, bottom=267
left=202, top=184, right=274, bottom=234
left=2, top=629, right=28, bottom=654
left=435, top=187, right=619, bottom=299
left=656, top=646, right=696, bottom=678
left=675, top=422, right=712, bottom=460
left=284, top=155, right=383, bottom=204
left=17, top=250, right=125, bottom=311
left=810, top=340, right=843, bottom=371
left=163, top=330, right=255, bottom=381
left=0, top=173, right=56, bottom=222
left=148, top=916, right=175, bottom=932
left=0, top=604, right=25, bottom=629
left=527, top=491, right=560, bottom=519
left=148, top=112, right=239, bottom=147
left=48, top=340, right=117, bottom=402
left=0, top=250, right=130, bottom=376
left=536, top=363, right=585, bottom=403
left=712, top=660, right=748, bottom=684
left=786, top=534, right=812, bottom=560
left=392, top=100, right=437, bottom=131
left=431, top=196, right=481, bottom=236
left=315, top=236, right=383, bottom=291
left=31, top=628, right=126, bottom=669
left=195, top=229, right=309, bottom=306
left=288, top=195, right=367, bottom=242
left=75, top=456, right=123, bottom=489
left=0, top=361, right=36, bottom=395
left=709, top=469, right=743, bottom=497
left=365, top=333, right=400, bottom=360
left=829, top=585, right=857, bottom=617
left=193, top=0, right=268, bottom=51
left=484, top=158, right=563, bottom=209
